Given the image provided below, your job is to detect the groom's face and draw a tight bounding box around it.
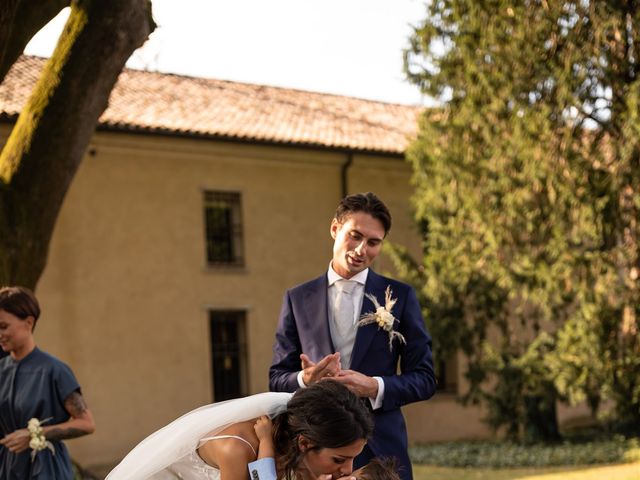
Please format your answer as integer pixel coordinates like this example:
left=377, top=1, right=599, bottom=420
left=330, top=212, right=385, bottom=279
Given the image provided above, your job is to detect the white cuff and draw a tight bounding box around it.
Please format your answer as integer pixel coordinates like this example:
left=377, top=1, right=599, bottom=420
left=296, top=370, right=307, bottom=388
left=368, top=376, right=385, bottom=410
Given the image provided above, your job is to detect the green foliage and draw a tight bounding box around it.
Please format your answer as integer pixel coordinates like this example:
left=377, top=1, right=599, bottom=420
left=396, top=0, right=640, bottom=438
left=409, top=437, right=640, bottom=468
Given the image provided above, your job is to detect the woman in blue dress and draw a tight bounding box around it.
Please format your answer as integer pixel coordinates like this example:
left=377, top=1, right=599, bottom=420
left=0, top=286, right=95, bottom=479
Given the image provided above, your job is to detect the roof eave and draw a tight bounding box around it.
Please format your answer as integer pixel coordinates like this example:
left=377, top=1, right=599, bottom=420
left=0, top=115, right=407, bottom=158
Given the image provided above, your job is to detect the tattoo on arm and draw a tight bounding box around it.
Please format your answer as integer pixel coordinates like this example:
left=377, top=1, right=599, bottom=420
left=44, top=392, right=91, bottom=441
left=45, top=427, right=87, bottom=441
left=64, top=391, right=88, bottom=417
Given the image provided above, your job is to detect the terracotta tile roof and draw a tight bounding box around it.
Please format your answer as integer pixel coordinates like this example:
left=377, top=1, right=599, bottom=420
left=0, top=55, right=423, bottom=154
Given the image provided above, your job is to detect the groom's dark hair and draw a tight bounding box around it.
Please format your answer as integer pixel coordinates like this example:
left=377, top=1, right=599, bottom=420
left=334, top=192, right=392, bottom=235
left=272, top=380, right=373, bottom=479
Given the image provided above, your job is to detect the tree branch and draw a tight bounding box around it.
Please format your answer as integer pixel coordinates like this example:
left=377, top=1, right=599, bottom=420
left=0, top=0, right=70, bottom=84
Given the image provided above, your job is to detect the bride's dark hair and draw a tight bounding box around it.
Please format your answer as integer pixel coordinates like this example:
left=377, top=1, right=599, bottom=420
left=271, top=380, right=373, bottom=479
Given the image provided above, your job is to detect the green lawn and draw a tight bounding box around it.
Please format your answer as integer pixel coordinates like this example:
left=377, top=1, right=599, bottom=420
left=413, top=461, right=640, bottom=480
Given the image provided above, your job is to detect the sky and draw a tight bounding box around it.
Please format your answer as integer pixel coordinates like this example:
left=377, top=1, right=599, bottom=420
left=24, top=0, right=431, bottom=106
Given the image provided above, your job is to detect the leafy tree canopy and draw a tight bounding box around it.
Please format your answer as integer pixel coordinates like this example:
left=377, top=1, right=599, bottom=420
left=395, top=0, right=640, bottom=438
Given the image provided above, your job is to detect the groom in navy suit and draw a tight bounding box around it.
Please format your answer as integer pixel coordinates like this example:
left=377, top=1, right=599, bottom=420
left=269, top=192, right=436, bottom=480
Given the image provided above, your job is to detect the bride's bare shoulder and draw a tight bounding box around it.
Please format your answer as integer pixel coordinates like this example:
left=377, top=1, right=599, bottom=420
left=218, top=419, right=258, bottom=439
left=198, top=419, right=260, bottom=470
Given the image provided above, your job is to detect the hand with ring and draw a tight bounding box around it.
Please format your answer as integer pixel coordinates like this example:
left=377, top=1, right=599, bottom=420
left=300, top=352, right=341, bottom=385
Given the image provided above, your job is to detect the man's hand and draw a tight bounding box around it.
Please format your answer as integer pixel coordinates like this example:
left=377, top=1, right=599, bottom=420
left=300, top=352, right=341, bottom=385
left=0, top=428, right=30, bottom=453
left=333, top=369, right=378, bottom=399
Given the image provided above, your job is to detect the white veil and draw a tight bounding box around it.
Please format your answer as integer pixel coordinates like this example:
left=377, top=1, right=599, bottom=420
left=106, top=392, right=293, bottom=480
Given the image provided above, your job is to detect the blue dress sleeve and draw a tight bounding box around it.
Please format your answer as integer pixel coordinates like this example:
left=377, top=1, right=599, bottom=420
left=53, top=359, right=81, bottom=405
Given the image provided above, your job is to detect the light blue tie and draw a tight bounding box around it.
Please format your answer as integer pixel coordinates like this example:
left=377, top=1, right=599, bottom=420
left=333, top=279, right=357, bottom=368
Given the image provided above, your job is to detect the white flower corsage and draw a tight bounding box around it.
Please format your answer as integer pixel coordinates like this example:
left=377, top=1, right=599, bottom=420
left=27, top=417, right=55, bottom=460
left=358, top=286, right=406, bottom=351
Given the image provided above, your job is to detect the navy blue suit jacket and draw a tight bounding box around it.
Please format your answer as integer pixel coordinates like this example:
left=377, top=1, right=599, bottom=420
left=269, top=270, right=436, bottom=480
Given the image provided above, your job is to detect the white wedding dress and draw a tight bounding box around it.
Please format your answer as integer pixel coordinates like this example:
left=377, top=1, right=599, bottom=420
left=106, top=392, right=292, bottom=480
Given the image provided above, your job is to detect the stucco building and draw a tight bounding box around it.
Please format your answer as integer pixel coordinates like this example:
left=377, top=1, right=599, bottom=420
left=0, top=56, right=493, bottom=473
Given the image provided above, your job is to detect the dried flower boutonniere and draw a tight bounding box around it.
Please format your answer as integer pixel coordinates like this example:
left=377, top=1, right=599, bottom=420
left=358, top=286, right=406, bottom=351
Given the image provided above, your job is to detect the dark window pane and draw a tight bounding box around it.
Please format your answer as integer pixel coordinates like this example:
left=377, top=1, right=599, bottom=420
left=210, top=310, right=247, bottom=401
left=436, top=356, right=458, bottom=394
left=204, top=191, right=244, bottom=266
left=206, top=205, right=233, bottom=262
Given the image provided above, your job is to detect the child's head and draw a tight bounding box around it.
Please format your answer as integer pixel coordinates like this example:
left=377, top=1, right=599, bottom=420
left=352, top=458, right=400, bottom=480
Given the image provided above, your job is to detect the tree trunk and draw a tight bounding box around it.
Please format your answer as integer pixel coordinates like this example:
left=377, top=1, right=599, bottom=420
left=0, top=0, right=154, bottom=289
left=0, top=0, right=71, bottom=84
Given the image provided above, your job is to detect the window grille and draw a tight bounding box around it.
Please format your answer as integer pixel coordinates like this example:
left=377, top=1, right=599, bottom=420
left=203, top=191, right=244, bottom=266
left=209, top=310, right=248, bottom=401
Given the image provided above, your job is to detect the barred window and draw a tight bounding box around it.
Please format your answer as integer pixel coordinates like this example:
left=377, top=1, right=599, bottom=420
left=437, top=354, right=458, bottom=394
left=204, top=191, right=244, bottom=266
left=209, top=310, right=248, bottom=401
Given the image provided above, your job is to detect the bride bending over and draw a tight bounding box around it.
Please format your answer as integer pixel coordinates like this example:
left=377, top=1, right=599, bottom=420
left=107, top=380, right=373, bottom=480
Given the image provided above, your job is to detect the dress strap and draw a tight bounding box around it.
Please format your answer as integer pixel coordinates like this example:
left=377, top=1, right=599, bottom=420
left=199, top=435, right=257, bottom=456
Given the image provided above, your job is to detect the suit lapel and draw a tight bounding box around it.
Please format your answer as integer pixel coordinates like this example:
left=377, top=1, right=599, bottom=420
left=302, top=275, right=335, bottom=359
left=350, top=270, right=385, bottom=370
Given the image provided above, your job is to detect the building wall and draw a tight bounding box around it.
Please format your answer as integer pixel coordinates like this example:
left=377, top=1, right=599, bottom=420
left=0, top=125, right=593, bottom=472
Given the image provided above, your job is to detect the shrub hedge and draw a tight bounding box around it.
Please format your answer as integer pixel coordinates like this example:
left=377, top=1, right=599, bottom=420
left=409, top=436, right=640, bottom=468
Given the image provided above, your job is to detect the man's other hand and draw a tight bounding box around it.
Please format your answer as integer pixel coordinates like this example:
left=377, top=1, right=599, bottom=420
left=300, top=352, right=341, bottom=385
left=333, top=369, right=378, bottom=399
